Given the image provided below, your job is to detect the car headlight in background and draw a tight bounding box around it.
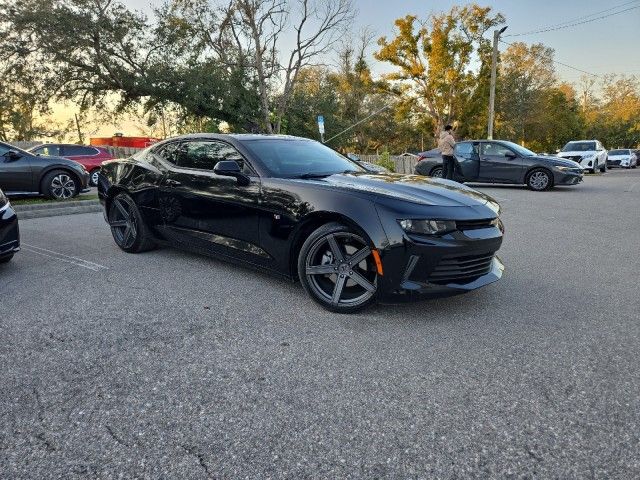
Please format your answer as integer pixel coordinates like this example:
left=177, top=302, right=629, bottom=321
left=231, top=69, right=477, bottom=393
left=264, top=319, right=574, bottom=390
left=399, top=219, right=457, bottom=235
left=0, top=190, right=9, bottom=211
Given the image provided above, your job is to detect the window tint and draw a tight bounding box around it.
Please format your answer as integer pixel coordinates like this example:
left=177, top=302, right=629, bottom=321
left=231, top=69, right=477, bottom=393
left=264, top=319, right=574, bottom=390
left=0, top=144, right=11, bottom=156
left=64, top=145, right=97, bottom=156
left=157, top=141, right=252, bottom=173
left=562, top=142, right=596, bottom=152
left=609, top=149, right=629, bottom=155
left=33, top=145, right=61, bottom=156
left=482, top=143, right=513, bottom=157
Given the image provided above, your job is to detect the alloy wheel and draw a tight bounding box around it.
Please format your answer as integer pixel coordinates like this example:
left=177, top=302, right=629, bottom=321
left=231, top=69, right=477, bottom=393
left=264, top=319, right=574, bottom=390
left=431, top=167, right=443, bottom=178
left=529, top=171, right=549, bottom=190
left=109, top=197, right=138, bottom=249
left=304, top=232, right=377, bottom=307
left=51, top=174, right=76, bottom=199
left=91, top=170, right=100, bottom=186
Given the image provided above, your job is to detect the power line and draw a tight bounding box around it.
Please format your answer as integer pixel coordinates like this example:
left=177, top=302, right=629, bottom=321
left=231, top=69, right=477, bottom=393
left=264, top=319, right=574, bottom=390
left=504, top=1, right=640, bottom=37
left=498, top=39, right=602, bottom=79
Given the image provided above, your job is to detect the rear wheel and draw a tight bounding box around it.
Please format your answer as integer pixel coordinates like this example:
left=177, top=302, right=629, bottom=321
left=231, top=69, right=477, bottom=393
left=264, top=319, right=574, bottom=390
left=108, top=193, right=156, bottom=253
left=42, top=170, right=79, bottom=200
left=298, top=223, right=379, bottom=313
left=430, top=166, right=443, bottom=178
left=89, top=168, right=100, bottom=186
left=526, top=168, right=552, bottom=191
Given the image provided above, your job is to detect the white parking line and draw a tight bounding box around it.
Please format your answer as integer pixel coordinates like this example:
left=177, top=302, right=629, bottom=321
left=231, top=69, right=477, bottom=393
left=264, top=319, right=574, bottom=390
left=22, top=244, right=108, bottom=272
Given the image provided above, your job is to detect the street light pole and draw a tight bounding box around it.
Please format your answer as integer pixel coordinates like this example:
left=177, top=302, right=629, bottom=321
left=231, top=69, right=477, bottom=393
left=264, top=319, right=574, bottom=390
left=488, top=26, right=507, bottom=140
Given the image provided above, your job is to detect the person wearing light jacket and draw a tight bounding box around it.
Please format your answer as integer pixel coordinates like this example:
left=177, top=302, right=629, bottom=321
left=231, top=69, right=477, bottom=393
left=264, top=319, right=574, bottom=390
left=437, top=125, right=456, bottom=180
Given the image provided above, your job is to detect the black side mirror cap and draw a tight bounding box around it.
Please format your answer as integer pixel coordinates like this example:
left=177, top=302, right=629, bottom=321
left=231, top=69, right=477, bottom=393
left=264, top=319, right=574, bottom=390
left=213, top=160, right=249, bottom=185
left=3, top=150, right=22, bottom=161
left=505, top=152, right=517, bottom=159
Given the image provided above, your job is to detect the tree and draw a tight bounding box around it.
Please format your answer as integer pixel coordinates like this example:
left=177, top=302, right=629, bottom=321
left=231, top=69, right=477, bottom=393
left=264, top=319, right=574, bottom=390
left=375, top=5, right=505, bottom=136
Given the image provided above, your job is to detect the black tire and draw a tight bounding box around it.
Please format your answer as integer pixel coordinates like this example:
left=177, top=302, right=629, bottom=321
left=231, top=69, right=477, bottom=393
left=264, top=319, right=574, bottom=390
left=89, top=168, right=100, bottom=187
left=526, top=168, right=553, bottom=191
left=591, top=160, right=598, bottom=174
left=430, top=166, right=443, bottom=178
left=600, top=161, right=607, bottom=173
left=41, top=170, right=79, bottom=200
left=0, top=254, right=13, bottom=264
left=108, top=193, right=156, bottom=253
left=298, top=222, right=379, bottom=313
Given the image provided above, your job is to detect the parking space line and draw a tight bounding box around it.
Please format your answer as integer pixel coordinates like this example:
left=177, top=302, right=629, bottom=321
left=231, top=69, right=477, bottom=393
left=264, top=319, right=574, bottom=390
left=22, top=244, right=108, bottom=272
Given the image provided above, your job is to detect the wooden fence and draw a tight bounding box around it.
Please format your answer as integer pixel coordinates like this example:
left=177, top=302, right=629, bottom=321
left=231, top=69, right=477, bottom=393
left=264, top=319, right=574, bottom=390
left=357, top=154, right=419, bottom=174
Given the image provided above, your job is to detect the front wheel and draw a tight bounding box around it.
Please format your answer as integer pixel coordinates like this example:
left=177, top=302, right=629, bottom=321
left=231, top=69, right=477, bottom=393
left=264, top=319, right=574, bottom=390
left=0, top=255, right=13, bottom=264
left=600, top=161, right=607, bottom=173
left=298, top=223, right=379, bottom=313
left=108, top=193, right=156, bottom=253
left=42, top=170, right=79, bottom=200
left=526, top=168, right=552, bottom=191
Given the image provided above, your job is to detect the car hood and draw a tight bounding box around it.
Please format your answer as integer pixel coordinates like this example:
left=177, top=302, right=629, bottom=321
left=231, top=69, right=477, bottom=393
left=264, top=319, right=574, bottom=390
left=532, top=155, right=583, bottom=168
left=608, top=154, right=630, bottom=159
left=557, top=151, right=595, bottom=157
left=296, top=172, right=501, bottom=212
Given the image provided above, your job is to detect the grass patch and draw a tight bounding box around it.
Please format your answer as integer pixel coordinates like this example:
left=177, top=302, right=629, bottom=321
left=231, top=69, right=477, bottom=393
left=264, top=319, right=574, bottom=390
left=10, top=194, right=99, bottom=206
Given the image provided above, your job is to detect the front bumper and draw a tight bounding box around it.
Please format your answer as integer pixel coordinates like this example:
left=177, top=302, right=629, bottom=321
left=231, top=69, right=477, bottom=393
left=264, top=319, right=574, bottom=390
left=0, top=203, right=20, bottom=259
left=554, top=171, right=583, bottom=185
left=378, top=225, right=504, bottom=301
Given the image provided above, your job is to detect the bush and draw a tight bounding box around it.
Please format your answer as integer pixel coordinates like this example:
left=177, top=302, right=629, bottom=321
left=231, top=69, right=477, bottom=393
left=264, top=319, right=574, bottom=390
left=377, top=151, right=396, bottom=172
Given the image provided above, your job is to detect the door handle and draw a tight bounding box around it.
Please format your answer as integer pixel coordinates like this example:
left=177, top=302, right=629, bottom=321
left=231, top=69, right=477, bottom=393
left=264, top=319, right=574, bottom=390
left=165, top=179, right=182, bottom=187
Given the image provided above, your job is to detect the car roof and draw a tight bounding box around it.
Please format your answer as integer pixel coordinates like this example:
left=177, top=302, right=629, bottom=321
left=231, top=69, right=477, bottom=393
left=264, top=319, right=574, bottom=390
left=162, top=133, right=313, bottom=143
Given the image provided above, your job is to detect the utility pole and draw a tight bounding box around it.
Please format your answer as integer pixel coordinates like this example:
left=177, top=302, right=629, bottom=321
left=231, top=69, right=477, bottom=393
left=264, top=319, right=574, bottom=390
left=488, top=26, right=507, bottom=140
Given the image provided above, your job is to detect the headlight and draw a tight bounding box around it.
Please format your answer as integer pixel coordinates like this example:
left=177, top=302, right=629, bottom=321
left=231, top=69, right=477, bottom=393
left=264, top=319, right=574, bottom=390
left=398, top=219, right=456, bottom=235
left=554, top=165, right=571, bottom=171
left=0, top=190, right=8, bottom=210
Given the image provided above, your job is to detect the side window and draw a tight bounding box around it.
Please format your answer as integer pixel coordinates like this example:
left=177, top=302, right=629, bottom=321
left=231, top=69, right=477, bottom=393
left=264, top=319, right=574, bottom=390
left=159, top=141, right=252, bottom=174
left=455, top=143, right=473, bottom=156
left=0, top=144, right=10, bottom=156
left=482, top=143, right=513, bottom=157
left=34, top=145, right=61, bottom=156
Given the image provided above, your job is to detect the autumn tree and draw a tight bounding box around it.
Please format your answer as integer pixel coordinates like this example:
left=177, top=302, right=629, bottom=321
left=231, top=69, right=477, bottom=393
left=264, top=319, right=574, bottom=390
left=375, top=4, right=505, bottom=136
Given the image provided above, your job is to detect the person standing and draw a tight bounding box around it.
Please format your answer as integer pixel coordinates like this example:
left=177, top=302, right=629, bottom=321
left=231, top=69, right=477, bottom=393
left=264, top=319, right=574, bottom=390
left=438, top=125, right=456, bottom=180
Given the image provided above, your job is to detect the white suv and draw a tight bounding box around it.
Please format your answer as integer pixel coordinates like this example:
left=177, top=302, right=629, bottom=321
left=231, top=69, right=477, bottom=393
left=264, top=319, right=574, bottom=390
left=557, top=140, right=608, bottom=174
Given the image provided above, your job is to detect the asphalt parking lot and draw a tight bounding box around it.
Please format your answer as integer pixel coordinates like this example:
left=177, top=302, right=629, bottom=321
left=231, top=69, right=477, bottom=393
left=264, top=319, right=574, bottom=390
left=1, top=169, right=639, bottom=478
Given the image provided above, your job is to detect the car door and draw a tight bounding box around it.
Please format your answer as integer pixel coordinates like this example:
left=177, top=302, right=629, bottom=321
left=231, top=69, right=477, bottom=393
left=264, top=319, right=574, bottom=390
left=0, top=144, right=36, bottom=193
left=155, top=139, right=267, bottom=264
left=478, top=142, right=523, bottom=183
left=453, top=142, right=480, bottom=180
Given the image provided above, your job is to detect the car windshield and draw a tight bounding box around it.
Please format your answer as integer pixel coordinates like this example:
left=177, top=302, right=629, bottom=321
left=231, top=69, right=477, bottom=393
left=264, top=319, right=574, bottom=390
left=562, top=142, right=596, bottom=152
left=608, top=149, right=629, bottom=155
left=500, top=141, right=536, bottom=157
left=243, top=139, right=364, bottom=178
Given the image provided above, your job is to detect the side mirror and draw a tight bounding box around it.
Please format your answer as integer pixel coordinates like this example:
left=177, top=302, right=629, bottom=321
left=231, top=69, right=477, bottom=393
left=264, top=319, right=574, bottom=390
left=3, top=150, right=22, bottom=161
left=555, top=149, right=561, bottom=154
left=213, top=160, right=249, bottom=185
left=505, top=151, right=517, bottom=159
left=346, top=153, right=361, bottom=162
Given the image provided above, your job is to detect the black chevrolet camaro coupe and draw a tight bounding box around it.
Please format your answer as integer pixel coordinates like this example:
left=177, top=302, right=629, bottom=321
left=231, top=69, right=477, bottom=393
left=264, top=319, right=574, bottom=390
left=415, top=140, right=583, bottom=191
left=98, top=134, right=505, bottom=312
left=0, top=188, right=20, bottom=264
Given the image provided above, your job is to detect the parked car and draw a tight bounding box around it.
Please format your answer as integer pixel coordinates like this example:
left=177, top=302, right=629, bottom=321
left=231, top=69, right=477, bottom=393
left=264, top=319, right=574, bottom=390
left=345, top=153, right=389, bottom=173
left=556, top=140, right=608, bottom=173
left=606, top=149, right=637, bottom=169
left=415, top=148, right=444, bottom=177
left=99, top=134, right=505, bottom=313
left=415, top=140, right=583, bottom=191
left=0, top=188, right=20, bottom=264
left=0, top=141, right=90, bottom=199
left=28, top=143, right=114, bottom=186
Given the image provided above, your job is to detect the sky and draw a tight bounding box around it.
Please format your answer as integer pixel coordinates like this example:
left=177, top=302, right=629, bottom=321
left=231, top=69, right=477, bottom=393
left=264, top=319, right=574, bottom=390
left=65, top=0, right=640, bottom=137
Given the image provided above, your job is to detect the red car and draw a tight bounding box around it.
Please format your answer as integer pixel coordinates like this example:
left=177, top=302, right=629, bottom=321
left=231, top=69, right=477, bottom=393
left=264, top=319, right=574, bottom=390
left=28, top=143, right=114, bottom=186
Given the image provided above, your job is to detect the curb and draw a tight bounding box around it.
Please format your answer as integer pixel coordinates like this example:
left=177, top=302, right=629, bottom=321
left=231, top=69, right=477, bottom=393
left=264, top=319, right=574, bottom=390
left=13, top=200, right=102, bottom=220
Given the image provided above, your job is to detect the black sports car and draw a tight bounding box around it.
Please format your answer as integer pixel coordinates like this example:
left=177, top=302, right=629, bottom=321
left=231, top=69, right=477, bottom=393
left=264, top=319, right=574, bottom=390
left=415, top=140, right=584, bottom=191
left=0, top=188, right=20, bottom=264
left=0, top=142, right=90, bottom=199
left=98, top=134, right=505, bottom=312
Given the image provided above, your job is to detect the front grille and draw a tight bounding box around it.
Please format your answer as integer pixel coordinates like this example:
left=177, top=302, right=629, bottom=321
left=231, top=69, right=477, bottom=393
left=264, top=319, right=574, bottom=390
left=456, top=218, right=495, bottom=230
left=609, top=160, right=621, bottom=165
left=428, top=252, right=494, bottom=284
left=565, top=155, right=582, bottom=162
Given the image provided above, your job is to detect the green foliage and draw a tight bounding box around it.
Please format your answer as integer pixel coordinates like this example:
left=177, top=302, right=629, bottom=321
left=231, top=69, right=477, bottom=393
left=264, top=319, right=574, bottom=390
left=376, top=151, right=396, bottom=172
